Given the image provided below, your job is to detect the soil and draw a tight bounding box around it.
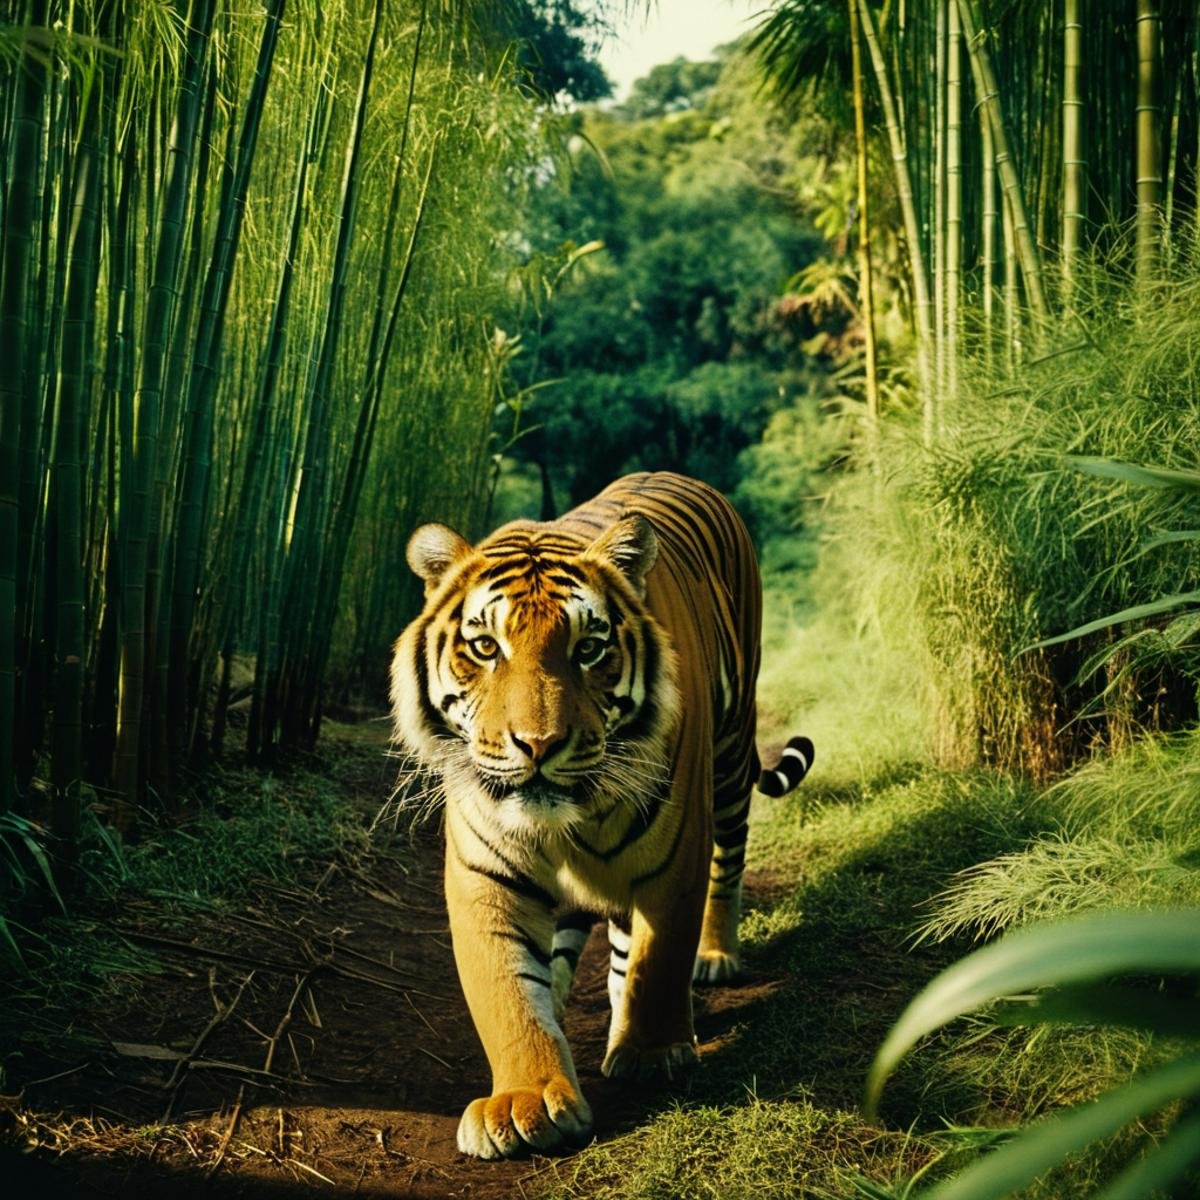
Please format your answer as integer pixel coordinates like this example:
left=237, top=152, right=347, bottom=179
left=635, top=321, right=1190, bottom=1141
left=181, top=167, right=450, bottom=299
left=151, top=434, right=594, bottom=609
left=1, top=730, right=785, bottom=1199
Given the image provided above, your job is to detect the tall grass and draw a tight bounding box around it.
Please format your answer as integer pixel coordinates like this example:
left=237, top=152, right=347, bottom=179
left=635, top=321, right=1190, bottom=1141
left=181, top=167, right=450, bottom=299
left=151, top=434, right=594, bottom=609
left=761, top=242, right=1200, bottom=781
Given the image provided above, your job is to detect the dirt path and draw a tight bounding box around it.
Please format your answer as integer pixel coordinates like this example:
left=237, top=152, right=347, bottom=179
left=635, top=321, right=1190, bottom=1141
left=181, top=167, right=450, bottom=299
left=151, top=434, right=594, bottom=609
left=3, top=735, right=782, bottom=1198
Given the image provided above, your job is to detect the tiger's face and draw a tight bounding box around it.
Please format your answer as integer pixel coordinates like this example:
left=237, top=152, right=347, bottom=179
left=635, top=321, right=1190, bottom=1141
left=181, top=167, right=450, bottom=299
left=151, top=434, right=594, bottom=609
left=390, top=515, right=678, bottom=837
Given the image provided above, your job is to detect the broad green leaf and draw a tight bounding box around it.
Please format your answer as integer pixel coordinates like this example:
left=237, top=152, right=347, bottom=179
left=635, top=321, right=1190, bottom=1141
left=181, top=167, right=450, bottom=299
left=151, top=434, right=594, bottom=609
left=1023, top=593, right=1200, bottom=652
left=1090, top=1110, right=1200, bottom=1200
left=992, top=983, right=1200, bottom=1039
left=1142, top=528, right=1200, bottom=551
left=1067, top=456, right=1200, bottom=491
left=915, top=1054, right=1200, bottom=1200
left=85, top=807, right=129, bottom=881
left=866, top=911, right=1200, bottom=1113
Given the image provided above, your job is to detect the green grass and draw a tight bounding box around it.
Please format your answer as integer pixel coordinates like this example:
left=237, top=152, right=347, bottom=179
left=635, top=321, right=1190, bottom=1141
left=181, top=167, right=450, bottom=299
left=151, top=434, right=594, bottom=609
left=918, top=728, right=1200, bottom=947
left=539, top=1094, right=941, bottom=1200
left=760, top=246, right=1200, bottom=780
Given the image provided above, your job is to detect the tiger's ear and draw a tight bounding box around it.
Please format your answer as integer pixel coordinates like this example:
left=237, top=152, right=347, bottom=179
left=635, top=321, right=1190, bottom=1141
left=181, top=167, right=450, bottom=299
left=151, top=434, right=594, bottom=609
left=585, top=515, right=658, bottom=596
left=407, top=523, right=471, bottom=592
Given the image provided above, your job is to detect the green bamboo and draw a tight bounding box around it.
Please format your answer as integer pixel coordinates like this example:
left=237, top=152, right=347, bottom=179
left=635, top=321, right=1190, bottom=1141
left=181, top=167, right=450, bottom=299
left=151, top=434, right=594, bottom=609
left=214, top=34, right=328, bottom=756
left=274, top=0, right=385, bottom=749
left=858, top=0, right=934, bottom=440
left=945, top=0, right=962, bottom=402
left=1136, top=0, right=1164, bottom=286
left=934, top=0, right=947, bottom=410
left=51, top=48, right=103, bottom=858
left=115, top=0, right=215, bottom=820
left=957, top=0, right=1050, bottom=329
left=169, top=0, right=286, bottom=760
left=1062, top=0, right=1085, bottom=302
left=849, top=0, right=880, bottom=439
left=0, top=7, right=47, bottom=813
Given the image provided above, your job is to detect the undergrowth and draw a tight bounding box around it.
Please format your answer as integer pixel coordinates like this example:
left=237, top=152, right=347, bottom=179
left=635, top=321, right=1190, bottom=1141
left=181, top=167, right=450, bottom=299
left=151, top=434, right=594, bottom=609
left=0, top=728, right=388, bottom=1083
left=760, top=247, right=1200, bottom=779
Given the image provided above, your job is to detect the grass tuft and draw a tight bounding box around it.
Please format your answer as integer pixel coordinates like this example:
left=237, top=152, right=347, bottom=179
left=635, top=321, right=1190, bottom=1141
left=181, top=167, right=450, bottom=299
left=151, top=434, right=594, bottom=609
left=538, top=1095, right=941, bottom=1200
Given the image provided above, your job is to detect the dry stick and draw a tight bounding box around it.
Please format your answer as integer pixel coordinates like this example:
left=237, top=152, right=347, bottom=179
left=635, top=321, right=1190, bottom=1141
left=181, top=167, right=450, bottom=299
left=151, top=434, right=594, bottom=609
left=404, top=991, right=442, bottom=1040
left=209, top=965, right=322, bottom=1175
left=161, top=969, right=256, bottom=1123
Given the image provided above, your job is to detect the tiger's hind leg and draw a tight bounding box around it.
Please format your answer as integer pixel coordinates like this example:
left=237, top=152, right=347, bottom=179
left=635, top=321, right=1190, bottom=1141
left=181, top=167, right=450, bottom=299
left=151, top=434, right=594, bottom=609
left=694, top=785, right=750, bottom=984
left=551, top=910, right=595, bottom=1022
left=606, top=916, right=630, bottom=1017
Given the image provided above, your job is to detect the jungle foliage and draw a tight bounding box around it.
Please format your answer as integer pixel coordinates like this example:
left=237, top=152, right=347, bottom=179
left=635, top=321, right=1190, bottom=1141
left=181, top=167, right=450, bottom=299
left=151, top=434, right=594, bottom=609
left=489, top=44, right=839, bottom=535
left=0, top=0, right=563, bottom=846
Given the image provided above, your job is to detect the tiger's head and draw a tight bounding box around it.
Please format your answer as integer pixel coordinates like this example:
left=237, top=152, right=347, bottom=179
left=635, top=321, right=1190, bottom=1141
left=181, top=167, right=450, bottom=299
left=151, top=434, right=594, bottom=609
left=389, top=515, right=679, bottom=838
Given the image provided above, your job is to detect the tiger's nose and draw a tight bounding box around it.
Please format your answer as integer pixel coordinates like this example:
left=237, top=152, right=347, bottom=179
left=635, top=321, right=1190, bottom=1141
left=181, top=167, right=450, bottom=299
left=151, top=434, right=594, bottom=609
left=511, top=731, right=569, bottom=764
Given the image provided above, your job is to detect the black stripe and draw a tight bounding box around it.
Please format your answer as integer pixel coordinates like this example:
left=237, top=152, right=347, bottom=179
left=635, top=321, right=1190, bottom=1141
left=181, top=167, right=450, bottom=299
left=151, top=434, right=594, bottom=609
left=632, top=806, right=688, bottom=888
left=516, top=971, right=551, bottom=988
left=497, top=927, right=553, bottom=968
left=618, top=630, right=660, bottom=742
left=608, top=964, right=626, bottom=978
left=464, top=860, right=557, bottom=911
left=714, top=821, right=747, bottom=850
left=551, top=946, right=581, bottom=967
left=712, top=845, right=746, bottom=872
left=714, top=799, right=750, bottom=831
left=555, top=910, right=595, bottom=935
left=413, top=616, right=445, bottom=734
left=570, top=781, right=666, bottom=862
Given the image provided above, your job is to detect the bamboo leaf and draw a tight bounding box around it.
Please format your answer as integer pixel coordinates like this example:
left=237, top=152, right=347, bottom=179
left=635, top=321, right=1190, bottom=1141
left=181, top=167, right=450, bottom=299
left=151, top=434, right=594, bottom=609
left=1066, top=456, right=1200, bottom=491
left=865, top=911, right=1200, bottom=1113
left=993, top=983, right=1199, bottom=1039
left=1142, top=529, right=1200, bottom=550
left=1023, top=593, right=1200, bottom=651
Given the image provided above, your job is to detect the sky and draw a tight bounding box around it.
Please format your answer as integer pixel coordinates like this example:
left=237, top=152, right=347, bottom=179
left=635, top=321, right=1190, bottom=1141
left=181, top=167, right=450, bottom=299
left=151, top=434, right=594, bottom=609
left=596, top=0, right=759, bottom=100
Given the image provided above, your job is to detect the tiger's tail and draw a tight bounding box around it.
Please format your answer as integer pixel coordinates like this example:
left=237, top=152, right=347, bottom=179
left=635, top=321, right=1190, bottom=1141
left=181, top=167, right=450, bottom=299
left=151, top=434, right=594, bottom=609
left=756, top=736, right=815, bottom=797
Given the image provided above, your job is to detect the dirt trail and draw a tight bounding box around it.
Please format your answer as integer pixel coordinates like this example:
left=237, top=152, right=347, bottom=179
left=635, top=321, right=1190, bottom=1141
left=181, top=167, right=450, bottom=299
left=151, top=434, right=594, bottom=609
left=3, top=733, right=782, bottom=1198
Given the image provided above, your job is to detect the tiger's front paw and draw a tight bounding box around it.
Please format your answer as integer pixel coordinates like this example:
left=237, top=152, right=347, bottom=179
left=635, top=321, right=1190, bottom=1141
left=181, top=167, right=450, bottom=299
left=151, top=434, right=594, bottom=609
left=601, top=1038, right=699, bottom=1081
left=456, top=1075, right=593, bottom=1159
left=693, top=949, right=739, bottom=984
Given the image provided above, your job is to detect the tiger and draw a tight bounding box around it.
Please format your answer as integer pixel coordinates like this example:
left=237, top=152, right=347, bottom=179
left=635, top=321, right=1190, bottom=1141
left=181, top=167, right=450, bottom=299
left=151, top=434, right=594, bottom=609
left=389, top=471, right=813, bottom=1159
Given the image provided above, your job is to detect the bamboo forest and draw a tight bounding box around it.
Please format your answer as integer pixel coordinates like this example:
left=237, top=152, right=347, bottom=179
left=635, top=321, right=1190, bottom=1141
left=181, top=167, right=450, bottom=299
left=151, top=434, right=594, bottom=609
left=2, top=0, right=1200, bottom=1195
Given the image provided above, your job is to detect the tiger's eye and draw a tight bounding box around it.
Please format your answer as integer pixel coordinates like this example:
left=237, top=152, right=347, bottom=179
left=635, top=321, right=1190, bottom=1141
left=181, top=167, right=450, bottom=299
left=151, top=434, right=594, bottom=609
left=575, top=636, right=606, bottom=665
left=469, top=635, right=499, bottom=660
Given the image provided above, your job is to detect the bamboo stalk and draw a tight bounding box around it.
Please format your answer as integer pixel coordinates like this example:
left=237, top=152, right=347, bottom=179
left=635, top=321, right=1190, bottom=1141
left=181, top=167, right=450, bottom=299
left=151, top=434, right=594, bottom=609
left=957, top=0, right=1050, bottom=329
left=858, top=0, right=934, bottom=439
left=934, top=0, right=947, bottom=410
left=115, top=0, right=215, bottom=823
left=945, top=0, right=962, bottom=403
left=1062, top=0, right=1085, bottom=302
left=51, top=48, right=104, bottom=861
left=170, top=0, right=287, bottom=761
left=0, top=7, right=48, bottom=812
left=849, top=0, right=880, bottom=441
left=1136, top=0, right=1164, bottom=286
left=273, top=0, right=385, bottom=750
